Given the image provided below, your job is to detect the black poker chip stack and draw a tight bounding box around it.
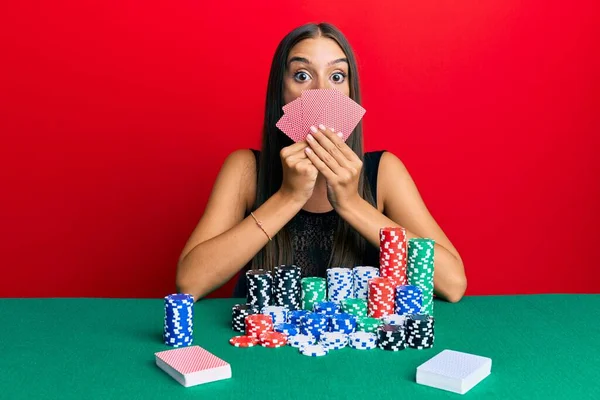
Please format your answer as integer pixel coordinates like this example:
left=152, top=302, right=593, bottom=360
left=406, top=314, right=435, bottom=349
left=273, top=265, right=302, bottom=311
left=377, top=324, right=407, bottom=351
left=231, top=304, right=259, bottom=332
left=246, top=269, right=273, bottom=309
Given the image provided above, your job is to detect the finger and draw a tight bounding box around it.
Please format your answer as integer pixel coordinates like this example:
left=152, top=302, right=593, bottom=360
left=309, top=125, right=353, bottom=168
left=304, top=147, right=336, bottom=181
left=280, top=140, right=309, bottom=159
left=306, top=130, right=344, bottom=174
left=316, top=124, right=361, bottom=165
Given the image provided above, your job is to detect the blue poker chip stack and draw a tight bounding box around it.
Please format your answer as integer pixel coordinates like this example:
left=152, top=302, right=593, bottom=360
left=299, top=312, right=328, bottom=340
left=329, top=313, right=357, bottom=334
left=290, top=310, right=310, bottom=326
left=313, top=301, right=340, bottom=315
left=163, top=293, right=194, bottom=347
left=395, top=285, right=423, bottom=315
left=352, top=266, right=380, bottom=299
left=326, top=268, right=354, bottom=304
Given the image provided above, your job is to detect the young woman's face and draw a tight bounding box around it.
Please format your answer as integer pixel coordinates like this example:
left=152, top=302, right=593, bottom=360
left=283, top=37, right=350, bottom=105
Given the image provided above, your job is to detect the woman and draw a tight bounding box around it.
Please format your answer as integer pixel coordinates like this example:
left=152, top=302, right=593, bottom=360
left=176, top=22, right=467, bottom=303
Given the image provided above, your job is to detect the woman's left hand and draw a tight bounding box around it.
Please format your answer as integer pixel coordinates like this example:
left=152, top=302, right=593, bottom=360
left=304, top=124, right=363, bottom=210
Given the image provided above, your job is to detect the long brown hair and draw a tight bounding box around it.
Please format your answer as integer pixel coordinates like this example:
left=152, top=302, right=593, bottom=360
left=251, top=22, right=376, bottom=272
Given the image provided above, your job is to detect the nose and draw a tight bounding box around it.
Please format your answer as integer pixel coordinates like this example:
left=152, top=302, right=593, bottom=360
left=313, top=74, right=333, bottom=90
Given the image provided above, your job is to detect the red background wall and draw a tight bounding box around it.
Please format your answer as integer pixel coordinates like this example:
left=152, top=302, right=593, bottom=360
left=1, top=1, right=599, bottom=298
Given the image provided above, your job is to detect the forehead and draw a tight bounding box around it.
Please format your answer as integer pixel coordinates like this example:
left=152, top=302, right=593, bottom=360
left=287, top=37, right=346, bottom=64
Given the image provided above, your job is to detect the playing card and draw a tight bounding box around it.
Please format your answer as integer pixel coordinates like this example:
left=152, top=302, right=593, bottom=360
left=155, top=345, right=231, bottom=387
left=416, top=349, right=492, bottom=394
left=281, top=97, right=304, bottom=142
left=301, top=89, right=335, bottom=139
left=319, top=89, right=366, bottom=141
left=275, top=114, right=294, bottom=138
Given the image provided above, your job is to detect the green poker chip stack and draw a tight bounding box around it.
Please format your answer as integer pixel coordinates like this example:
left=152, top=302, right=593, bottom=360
left=340, top=298, right=368, bottom=318
left=301, top=277, right=326, bottom=311
left=407, top=238, right=435, bottom=315
left=357, top=317, right=382, bottom=333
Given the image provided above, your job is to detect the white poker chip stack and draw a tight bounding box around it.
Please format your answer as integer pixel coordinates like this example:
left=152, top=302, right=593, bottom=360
left=352, top=266, right=379, bottom=299
left=326, top=267, right=353, bottom=304
left=261, top=306, right=289, bottom=325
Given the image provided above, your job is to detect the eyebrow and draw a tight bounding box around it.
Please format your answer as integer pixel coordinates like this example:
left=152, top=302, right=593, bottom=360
left=287, top=56, right=348, bottom=67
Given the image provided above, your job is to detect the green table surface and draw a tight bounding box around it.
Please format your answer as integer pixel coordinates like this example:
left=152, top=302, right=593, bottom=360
left=1, top=295, right=599, bottom=399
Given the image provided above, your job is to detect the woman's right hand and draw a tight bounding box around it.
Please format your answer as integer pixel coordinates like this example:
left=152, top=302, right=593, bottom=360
left=279, top=141, right=318, bottom=203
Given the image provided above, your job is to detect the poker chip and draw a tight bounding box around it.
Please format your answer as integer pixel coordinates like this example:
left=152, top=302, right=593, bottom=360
left=163, top=293, right=193, bottom=347
left=395, top=285, right=423, bottom=315
left=382, top=314, right=406, bottom=326
left=340, top=298, right=368, bottom=318
left=352, top=266, right=379, bottom=299
left=313, top=301, right=339, bottom=316
left=299, top=344, right=328, bottom=356
left=259, top=331, right=288, bottom=348
left=229, top=335, right=259, bottom=347
left=367, top=277, right=395, bottom=318
left=379, top=227, right=408, bottom=287
left=288, top=333, right=316, bottom=348
left=326, top=268, right=353, bottom=304
left=231, top=304, right=259, bottom=332
left=289, top=310, right=310, bottom=326
left=301, top=277, right=326, bottom=311
left=319, top=332, right=348, bottom=350
left=274, top=323, right=299, bottom=337
left=261, top=305, right=289, bottom=325
left=357, top=316, right=382, bottom=333
left=407, top=238, right=435, bottom=315
left=246, top=269, right=273, bottom=310
left=348, top=332, right=377, bottom=350
left=299, top=312, right=328, bottom=340
left=274, top=265, right=302, bottom=311
left=329, top=312, right=357, bottom=334
left=245, top=314, right=273, bottom=338
left=406, top=314, right=435, bottom=349
left=377, top=324, right=407, bottom=351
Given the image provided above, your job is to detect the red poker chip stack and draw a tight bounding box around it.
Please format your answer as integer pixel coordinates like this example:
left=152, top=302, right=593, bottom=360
left=259, top=331, right=288, bottom=348
left=245, top=314, right=274, bottom=338
left=379, top=227, right=408, bottom=287
left=367, top=277, right=395, bottom=318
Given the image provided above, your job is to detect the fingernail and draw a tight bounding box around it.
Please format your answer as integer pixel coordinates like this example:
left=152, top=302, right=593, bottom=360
left=330, top=127, right=335, bottom=132
left=310, top=126, right=318, bottom=133
left=307, top=133, right=314, bottom=141
left=318, top=124, right=326, bottom=130
left=305, top=147, right=312, bottom=154
left=337, top=132, right=343, bottom=138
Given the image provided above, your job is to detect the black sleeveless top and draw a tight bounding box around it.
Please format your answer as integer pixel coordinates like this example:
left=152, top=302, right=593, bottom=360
left=232, top=149, right=386, bottom=298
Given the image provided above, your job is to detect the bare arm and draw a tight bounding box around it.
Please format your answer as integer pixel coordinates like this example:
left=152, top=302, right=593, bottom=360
left=336, top=152, right=467, bottom=303
left=176, top=150, right=305, bottom=301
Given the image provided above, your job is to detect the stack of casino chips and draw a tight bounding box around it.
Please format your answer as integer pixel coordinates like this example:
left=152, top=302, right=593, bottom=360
left=290, top=309, right=310, bottom=325
left=329, top=313, right=357, bottom=334
left=244, top=314, right=273, bottom=338
left=377, top=324, right=407, bottom=351
left=246, top=269, right=273, bottom=309
left=261, top=305, right=289, bottom=325
left=341, top=298, right=368, bottom=318
left=313, top=301, right=339, bottom=315
left=231, top=304, right=259, bottom=332
left=301, top=277, right=326, bottom=311
left=274, top=323, right=299, bottom=337
left=352, top=266, right=379, bottom=299
left=319, top=332, right=348, bottom=350
left=382, top=314, right=406, bottom=327
left=407, top=238, right=435, bottom=315
left=379, top=227, right=408, bottom=286
left=367, top=277, right=395, bottom=318
left=258, top=331, right=287, bottom=348
left=406, top=314, right=435, bottom=349
left=395, top=285, right=423, bottom=315
left=326, top=267, right=353, bottom=304
left=299, top=312, right=328, bottom=340
left=163, top=294, right=194, bottom=347
left=348, top=332, right=377, bottom=350
left=357, top=317, right=382, bottom=333
left=274, top=265, right=301, bottom=311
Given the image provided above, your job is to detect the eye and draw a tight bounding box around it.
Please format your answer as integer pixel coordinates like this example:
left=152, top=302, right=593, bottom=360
left=331, top=72, right=347, bottom=83
left=294, top=71, right=311, bottom=82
